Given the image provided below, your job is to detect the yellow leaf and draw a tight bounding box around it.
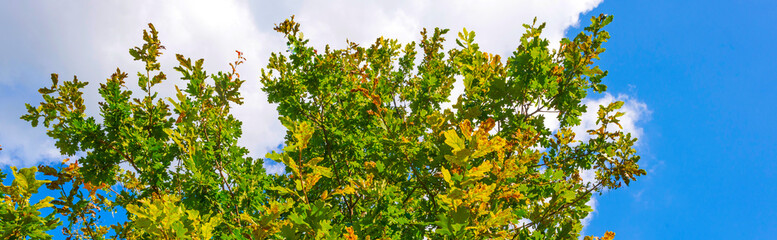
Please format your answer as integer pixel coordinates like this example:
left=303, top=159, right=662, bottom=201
left=280, top=155, right=301, bottom=177
left=472, top=136, right=506, bottom=159
left=478, top=118, right=495, bottom=133
left=343, top=226, right=358, bottom=240
left=308, top=157, right=324, bottom=166
left=33, top=196, right=55, bottom=210
left=304, top=175, right=322, bottom=191
left=364, top=161, right=377, bottom=169
left=84, top=181, right=106, bottom=198
left=334, top=186, right=357, bottom=195
left=444, top=129, right=466, bottom=152
left=468, top=161, right=492, bottom=178
left=445, top=149, right=472, bottom=167
left=603, top=231, right=616, bottom=240
left=321, top=191, right=329, bottom=200
left=468, top=183, right=494, bottom=202
left=441, top=167, right=452, bottom=185
left=459, top=120, right=473, bottom=137
left=310, top=165, right=333, bottom=178
left=293, top=121, right=315, bottom=149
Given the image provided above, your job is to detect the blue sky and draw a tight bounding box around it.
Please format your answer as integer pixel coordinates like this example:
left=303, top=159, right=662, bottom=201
left=2, top=0, right=776, bottom=239
left=582, top=0, right=777, bottom=238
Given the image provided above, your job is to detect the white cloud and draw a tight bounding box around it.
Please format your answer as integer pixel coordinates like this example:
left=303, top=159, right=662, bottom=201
left=573, top=93, right=651, bottom=142
left=580, top=196, right=599, bottom=236
left=540, top=93, right=650, bottom=143
left=263, top=160, right=286, bottom=176
left=0, top=119, right=61, bottom=166
left=0, top=0, right=285, bottom=167
left=292, top=0, right=603, bottom=56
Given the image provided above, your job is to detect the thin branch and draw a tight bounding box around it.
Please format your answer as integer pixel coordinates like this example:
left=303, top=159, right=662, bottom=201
left=512, top=181, right=603, bottom=239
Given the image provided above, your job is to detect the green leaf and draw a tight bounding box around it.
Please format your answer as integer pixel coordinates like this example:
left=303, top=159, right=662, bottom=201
left=310, top=165, right=333, bottom=178
left=32, top=196, right=55, bottom=210
left=445, top=149, right=472, bottom=167
left=612, top=100, right=624, bottom=109
left=562, top=190, right=576, bottom=203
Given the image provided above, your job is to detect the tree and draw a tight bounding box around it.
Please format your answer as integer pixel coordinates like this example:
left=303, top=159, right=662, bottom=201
left=5, top=14, right=644, bottom=239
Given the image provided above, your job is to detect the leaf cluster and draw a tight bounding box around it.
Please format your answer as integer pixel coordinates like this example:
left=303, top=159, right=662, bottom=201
left=8, top=14, right=644, bottom=240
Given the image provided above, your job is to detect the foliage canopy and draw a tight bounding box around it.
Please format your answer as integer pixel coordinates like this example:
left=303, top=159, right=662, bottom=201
left=3, top=14, right=643, bottom=239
